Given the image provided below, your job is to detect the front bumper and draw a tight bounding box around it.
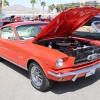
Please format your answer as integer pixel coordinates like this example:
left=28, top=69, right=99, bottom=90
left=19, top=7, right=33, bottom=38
left=48, top=63, right=100, bottom=82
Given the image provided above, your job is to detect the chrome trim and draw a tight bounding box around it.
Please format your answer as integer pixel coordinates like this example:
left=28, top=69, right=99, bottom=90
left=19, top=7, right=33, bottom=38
left=74, top=58, right=100, bottom=66
left=72, top=74, right=78, bottom=82
left=0, top=56, right=28, bottom=71
left=48, top=63, right=100, bottom=78
left=31, top=65, right=43, bottom=87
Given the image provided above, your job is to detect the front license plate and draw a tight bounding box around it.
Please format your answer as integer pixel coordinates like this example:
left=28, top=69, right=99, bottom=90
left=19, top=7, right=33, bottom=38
left=86, top=69, right=95, bottom=77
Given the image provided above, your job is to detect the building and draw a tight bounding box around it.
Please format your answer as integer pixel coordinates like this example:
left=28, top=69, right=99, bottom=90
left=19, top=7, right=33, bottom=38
left=85, top=0, right=98, bottom=6
left=49, top=0, right=100, bottom=13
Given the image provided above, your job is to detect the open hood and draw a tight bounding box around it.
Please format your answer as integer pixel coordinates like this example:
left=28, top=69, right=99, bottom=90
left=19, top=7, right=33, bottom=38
left=33, top=7, right=100, bottom=42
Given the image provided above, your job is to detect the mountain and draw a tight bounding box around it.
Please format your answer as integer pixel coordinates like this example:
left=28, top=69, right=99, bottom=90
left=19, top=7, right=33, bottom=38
left=2, top=4, right=39, bottom=11
left=2, top=4, right=48, bottom=15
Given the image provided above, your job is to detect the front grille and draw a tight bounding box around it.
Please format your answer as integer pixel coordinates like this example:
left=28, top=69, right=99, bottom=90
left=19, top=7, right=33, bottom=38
left=75, top=57, right=100, bottom=65
left=68, top=46, right=100, bottom=65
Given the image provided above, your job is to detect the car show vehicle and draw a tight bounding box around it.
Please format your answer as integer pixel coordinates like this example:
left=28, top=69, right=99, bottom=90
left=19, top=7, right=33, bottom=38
left=73, top=21, right=100, bottom=40
left=0, top=21, right=13, bottom=28
left=84, top=16, right=100, bottom=26
left=0, top=7, right=100, bottom=91
left=2, top=17, right=12, bottom=21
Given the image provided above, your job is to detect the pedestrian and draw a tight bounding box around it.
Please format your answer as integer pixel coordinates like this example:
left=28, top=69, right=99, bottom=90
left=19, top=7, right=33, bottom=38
left=23, top=16, right=26, bottom=21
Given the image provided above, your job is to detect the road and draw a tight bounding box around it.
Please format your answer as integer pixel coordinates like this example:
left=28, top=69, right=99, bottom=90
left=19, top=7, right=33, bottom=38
left=0, top=59, right=100, bottom=100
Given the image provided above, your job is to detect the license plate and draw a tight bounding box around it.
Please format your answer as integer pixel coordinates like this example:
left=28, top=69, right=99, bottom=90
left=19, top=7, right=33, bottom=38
left=86, top=69, right=95, bottom=77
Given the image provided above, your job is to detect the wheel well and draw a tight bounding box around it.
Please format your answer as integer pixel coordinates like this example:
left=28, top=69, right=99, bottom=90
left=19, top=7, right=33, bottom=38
left=27, top=59, right=40, bottom=70
left=27, top=59, right=35, bottom=70
left=27, top=59, right=47, bottom=79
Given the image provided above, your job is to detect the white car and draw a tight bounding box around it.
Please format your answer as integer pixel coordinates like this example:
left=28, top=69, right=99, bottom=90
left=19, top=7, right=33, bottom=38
left=73, top=21, right=100, bottom=40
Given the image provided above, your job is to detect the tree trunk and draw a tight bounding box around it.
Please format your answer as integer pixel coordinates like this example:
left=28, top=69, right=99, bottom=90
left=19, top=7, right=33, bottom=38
left=0, top=1, right=2, bottom=14
left=43, top=6, right=44, bottom=18
left=32, top=4, right=34, bottom=16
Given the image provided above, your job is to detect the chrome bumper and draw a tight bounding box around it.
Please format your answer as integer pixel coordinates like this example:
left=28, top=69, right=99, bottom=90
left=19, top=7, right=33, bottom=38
left=48, top=63, right=100, bottom=81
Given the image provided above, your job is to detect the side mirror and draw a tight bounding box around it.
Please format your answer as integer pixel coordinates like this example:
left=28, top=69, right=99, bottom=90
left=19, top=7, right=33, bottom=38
left=8, top=36, right=15, bottom=40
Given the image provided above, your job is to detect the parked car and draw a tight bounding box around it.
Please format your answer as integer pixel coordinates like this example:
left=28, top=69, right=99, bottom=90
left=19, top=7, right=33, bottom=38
left=84, top=16, right=100, bottom=26
left=25, top=16, right=34, bottom=21
left=0, top=21, right=13, bottom=28
left=73, top=21, right=100, bottom=40
left=0, top=7, right=100, bottom=92
left=15, top=16, right=22, bottom=22
left=2, top=17, right=12, bottom=21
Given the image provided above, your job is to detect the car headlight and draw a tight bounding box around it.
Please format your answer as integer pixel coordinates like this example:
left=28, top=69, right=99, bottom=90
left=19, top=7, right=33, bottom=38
left=56, top=58, right=64, bottom=68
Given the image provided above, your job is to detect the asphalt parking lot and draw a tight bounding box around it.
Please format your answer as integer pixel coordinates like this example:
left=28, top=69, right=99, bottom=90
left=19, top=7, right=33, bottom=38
left=0, top=59, right=100, bottom=100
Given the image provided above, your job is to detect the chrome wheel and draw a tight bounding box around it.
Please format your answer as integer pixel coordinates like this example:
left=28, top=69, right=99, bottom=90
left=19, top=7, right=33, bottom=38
left=29, top=61, right=53, bottom=91
left=31, top=65, right=43, bottom=87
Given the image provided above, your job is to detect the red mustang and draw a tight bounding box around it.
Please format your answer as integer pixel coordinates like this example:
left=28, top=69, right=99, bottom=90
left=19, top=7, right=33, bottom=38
left=0, top=7, right=100, bottom=91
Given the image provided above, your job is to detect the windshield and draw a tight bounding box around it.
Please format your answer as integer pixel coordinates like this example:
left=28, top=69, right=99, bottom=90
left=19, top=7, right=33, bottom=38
left=16, top=24, right=47, bottom=40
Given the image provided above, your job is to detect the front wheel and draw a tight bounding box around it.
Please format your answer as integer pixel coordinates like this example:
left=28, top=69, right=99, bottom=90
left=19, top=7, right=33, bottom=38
left=29, top=61, right=53, bottom=91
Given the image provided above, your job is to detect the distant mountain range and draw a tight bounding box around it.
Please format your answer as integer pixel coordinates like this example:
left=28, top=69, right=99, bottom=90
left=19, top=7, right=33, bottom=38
left=2, top=4, right=47, bottom=11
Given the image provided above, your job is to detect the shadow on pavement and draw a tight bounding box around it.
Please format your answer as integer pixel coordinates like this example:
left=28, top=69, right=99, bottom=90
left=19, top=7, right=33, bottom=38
left=1, top=60, right=29, bottom=79
left=1, top=59, right=100, bottom=94
left=50, top=71, right=100, bottom=94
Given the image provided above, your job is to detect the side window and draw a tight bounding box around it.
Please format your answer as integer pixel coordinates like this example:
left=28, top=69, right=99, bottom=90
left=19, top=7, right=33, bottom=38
left=1, top=27, right=16, bottom=40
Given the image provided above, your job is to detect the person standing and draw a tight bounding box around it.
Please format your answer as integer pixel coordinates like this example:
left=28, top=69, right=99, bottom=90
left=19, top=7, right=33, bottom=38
left=23, top=16, right=26, bottom=21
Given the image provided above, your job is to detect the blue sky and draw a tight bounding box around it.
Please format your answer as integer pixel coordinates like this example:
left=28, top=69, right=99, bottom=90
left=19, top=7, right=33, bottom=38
left=6, top=0, right=83, bottom=9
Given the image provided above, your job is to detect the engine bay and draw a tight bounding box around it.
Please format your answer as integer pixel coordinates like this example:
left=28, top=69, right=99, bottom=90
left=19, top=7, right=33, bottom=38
left=37, top=37, right=100, bottom=65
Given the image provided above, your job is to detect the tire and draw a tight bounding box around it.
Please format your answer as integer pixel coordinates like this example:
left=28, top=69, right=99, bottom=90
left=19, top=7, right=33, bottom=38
left=0, top=57, right=3, bottom=61
left=29, top=61, right=53, bottom=92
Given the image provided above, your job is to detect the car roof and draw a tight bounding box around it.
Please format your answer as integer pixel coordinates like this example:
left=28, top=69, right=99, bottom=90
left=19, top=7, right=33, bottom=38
left=4, top=21, right=48, bottom=27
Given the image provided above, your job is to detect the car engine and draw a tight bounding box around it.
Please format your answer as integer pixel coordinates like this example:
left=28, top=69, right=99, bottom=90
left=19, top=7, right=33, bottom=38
left=38, top=38, right=100, bottom=65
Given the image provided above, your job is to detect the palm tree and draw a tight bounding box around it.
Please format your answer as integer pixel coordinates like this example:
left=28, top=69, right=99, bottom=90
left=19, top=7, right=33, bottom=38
left=0, top=0, right=2, bottom=14
left=0, top=0, right=9, bottom=14
left=80, top=3, right=85, bottom=7
left=50, top=4, right=56, bottom=12
left=68, top=4, right=72, bottom=9
left=71, top=3, right=76, bottom=8
left=41, top=1, right=46, bottom=17
left=96, top=4, right=100, bottom=8
left=58, top=4, right=65, bottom=12
left=30, top=0, right=36, bottom=15
left=3, top=0, right=9, bottom=6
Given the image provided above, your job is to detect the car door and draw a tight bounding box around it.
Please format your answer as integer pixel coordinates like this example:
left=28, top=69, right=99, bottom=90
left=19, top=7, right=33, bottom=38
left=0, top=26, right=20, bottom=64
